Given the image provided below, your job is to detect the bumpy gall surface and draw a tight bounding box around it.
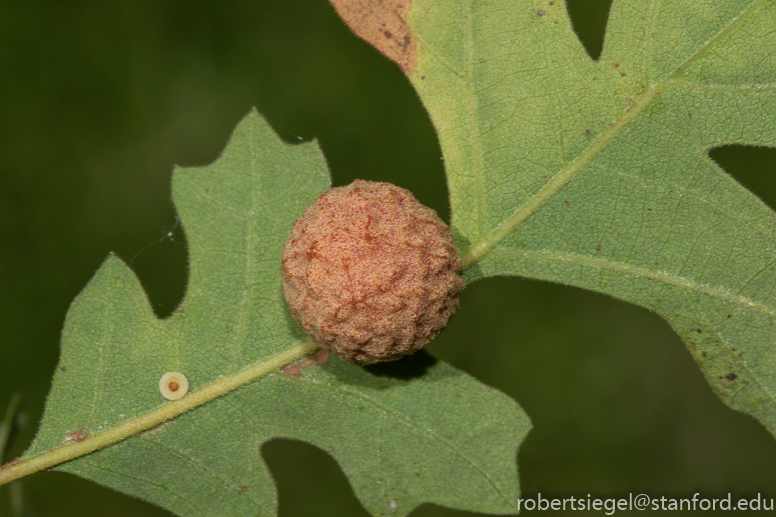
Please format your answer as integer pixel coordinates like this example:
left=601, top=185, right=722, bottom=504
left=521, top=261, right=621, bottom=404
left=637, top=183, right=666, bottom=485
left=282, top=180, right=464, bottom=364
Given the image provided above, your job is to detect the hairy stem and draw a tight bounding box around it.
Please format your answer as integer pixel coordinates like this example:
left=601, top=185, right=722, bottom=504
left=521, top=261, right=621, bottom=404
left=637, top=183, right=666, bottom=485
left=0, top=338, right=319, bottom=487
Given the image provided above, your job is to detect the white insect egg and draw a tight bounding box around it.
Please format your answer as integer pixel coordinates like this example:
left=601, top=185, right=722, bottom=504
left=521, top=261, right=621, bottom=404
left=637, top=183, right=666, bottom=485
left=159, top=372, right=189, bottom=400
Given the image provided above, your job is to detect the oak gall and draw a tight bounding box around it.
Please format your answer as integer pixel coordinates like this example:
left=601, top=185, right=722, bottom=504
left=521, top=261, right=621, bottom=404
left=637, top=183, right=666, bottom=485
left=282, top=180, right=464, bottom=364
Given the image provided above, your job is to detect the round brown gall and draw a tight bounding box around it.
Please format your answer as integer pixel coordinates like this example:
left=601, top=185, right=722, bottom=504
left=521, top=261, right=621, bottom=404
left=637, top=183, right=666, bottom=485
left=281, top=180, right=464, bottom=364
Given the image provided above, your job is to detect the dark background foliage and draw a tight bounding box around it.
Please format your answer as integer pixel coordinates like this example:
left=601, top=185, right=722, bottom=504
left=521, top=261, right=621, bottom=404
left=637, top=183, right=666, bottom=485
left=1, top=1, right=775, bottom=515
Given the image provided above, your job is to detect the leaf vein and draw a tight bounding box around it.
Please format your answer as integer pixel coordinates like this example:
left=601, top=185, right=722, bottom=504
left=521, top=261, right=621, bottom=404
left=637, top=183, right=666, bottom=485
left=78, top=462, right=201, bottom=516
left=490, top=249, right=774, bottom=316
left=464, top=0, right=486, bottom=240
left=462, top=0, right=770, bottom=269
left=292, top=375, right=515, bottom=508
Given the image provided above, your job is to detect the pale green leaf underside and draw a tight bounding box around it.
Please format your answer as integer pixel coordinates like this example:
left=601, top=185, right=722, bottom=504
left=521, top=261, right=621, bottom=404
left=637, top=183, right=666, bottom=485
left=27, top=112, right=530, bottom=517
left=409, top=0, right=776, bottom=435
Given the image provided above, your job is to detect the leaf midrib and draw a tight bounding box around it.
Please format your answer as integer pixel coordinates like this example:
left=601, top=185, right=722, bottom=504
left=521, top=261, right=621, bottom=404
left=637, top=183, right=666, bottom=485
left=459, top=0, right=769, bottom=270
left=0, top=339, right=318, bottom=487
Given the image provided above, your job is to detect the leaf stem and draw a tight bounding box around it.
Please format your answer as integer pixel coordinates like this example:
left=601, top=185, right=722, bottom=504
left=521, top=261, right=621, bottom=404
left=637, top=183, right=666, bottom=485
left=0, top=338, right=319, bottom=487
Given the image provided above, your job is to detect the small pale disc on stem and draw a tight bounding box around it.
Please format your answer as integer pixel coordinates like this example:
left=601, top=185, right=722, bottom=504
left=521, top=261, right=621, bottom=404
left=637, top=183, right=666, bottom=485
left=159, top=372, right=189, bottom=400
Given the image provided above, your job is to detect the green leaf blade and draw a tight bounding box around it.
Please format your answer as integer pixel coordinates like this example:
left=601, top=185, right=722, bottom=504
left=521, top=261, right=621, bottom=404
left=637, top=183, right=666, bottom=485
left=170, top=110, right=331, bottom=377
left=24, top=110, right=531, bottom=517
left=52, top=358, right=529, bottom=517
left=407, top=0, right=776, bottom=436
left=25, top=256, right=163, bottom=454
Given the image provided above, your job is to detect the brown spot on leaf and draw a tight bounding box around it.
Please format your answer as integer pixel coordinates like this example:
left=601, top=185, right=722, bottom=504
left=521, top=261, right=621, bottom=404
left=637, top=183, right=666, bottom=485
left=64, top=428, right=88, bottom=443
left=595, top=244, right=602, bottom=252
left=282, top=365, right=302, bottom=377
left=314, top=349, right=331, bottom=365
left=60, top=365, right=67, bottom=372
left=613, top=63, right=620, bottom=68
left=564, top=200, right=570, bottom=207
left=725, top=373, right=739, bottom=381
left=282, top=349, right=331, bottom=377
left=329, top=0, right=416, bottom=75
left=0, top=458, right=22, bottom=471
left=695, top=328, right=703, bottom=334
left=702, top=351, right=707, bottom=357
left=240, top=486, right=248, bottom=494
left=537, top=9, right=545, bottom=15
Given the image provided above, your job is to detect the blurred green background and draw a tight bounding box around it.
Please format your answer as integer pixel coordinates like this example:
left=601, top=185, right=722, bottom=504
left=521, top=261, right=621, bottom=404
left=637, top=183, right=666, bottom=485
left=1, top=0, right=775, bottom=515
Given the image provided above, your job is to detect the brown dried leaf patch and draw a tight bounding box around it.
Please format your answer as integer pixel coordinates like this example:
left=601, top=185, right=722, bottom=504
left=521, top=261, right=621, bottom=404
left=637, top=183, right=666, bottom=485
left=329, top=0, right=416, bottom=75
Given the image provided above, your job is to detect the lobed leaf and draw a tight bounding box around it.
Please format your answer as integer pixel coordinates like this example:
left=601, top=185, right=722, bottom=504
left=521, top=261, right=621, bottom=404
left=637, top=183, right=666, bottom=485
left=390, top=0, right=776, bottom=436
left=25, top=111, right=531, bottom=516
